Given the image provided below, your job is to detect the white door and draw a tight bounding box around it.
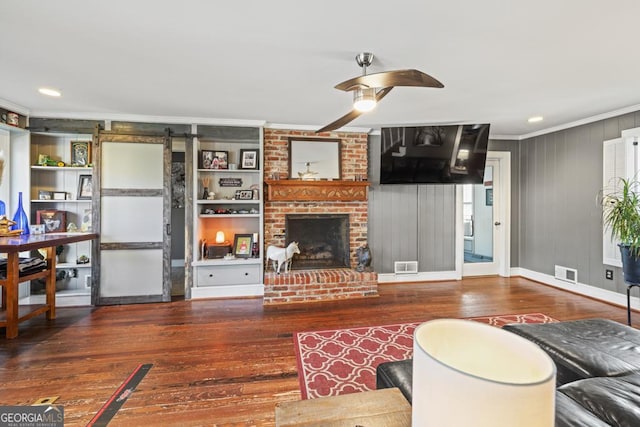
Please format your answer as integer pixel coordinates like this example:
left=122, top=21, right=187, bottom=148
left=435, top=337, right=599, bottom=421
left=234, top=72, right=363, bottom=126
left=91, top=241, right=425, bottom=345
left=92, top=133, right=171, bottom=305
left=458, top=152, right=510, bottom=277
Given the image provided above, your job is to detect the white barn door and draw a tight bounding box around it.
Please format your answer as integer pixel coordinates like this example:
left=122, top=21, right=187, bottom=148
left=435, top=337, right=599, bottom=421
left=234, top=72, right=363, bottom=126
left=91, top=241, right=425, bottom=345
left=93, top=133, right=171, bottom=305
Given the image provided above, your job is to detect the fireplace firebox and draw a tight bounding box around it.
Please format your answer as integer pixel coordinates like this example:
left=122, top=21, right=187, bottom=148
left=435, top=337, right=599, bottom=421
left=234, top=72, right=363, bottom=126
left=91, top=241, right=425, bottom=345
left=285, top=214, right=350, bottom=269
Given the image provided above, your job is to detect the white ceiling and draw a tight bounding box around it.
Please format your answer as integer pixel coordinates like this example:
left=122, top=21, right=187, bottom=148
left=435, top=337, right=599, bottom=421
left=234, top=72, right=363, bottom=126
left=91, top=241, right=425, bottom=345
left=2, top=0, right=640, bottom=138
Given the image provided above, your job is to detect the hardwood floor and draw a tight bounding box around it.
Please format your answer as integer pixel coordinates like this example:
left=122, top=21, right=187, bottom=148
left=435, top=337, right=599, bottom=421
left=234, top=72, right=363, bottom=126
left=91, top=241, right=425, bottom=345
left=0, top=276, right=632, bottom=426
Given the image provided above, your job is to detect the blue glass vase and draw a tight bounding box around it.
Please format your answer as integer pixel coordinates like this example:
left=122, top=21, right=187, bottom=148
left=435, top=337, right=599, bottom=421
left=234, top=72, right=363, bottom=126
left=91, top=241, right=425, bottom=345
left=0, top=199, right=5, bottom=217
left=11, top=192, right=29, bottom=235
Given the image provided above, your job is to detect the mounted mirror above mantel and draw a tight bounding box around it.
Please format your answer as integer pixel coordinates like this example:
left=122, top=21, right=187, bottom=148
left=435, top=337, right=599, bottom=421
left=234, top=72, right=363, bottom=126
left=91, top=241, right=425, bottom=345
left=264, top=179, right=369, bottom=202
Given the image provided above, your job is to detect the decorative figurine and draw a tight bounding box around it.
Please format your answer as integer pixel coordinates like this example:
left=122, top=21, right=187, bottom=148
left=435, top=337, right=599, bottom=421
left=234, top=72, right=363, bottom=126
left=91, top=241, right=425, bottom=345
left=266, top=242, right=300, bottom=274
left=356, top=244, right=372, bottom=272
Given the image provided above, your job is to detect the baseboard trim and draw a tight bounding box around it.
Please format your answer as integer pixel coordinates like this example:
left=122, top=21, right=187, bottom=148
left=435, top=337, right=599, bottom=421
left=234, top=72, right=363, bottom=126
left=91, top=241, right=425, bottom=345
left=377, top=270, right=458, bottom=283
left=190, top=284, right=264, bottom=299
left=513, top=267, right=639, bottom=310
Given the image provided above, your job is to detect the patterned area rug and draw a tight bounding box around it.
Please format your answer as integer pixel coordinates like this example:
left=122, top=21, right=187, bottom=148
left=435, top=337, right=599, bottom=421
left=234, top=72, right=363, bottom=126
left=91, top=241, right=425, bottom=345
left=294, top=313, right=557, bottom=399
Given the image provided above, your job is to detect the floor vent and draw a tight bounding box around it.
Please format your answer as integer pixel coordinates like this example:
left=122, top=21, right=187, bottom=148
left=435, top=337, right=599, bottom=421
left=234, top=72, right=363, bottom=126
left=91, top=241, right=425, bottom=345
left=554, top=265, right=578, bottom=284
left=394, top=261, right=418, bottom=274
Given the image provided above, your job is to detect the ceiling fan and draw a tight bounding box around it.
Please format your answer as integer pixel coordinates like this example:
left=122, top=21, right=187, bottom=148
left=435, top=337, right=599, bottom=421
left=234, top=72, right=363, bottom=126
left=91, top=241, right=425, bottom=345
left=316, top=52, right=444, bottom=133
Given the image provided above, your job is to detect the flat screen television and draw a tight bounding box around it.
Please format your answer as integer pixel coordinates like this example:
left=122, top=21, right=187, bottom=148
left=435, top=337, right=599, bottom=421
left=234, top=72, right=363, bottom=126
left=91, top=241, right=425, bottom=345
left=380, top=124, right=490, bottom=184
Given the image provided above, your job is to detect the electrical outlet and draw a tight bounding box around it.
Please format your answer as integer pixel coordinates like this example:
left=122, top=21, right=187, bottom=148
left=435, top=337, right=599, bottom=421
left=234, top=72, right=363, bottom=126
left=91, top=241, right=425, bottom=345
left=605, top=269, right=614, bottom=280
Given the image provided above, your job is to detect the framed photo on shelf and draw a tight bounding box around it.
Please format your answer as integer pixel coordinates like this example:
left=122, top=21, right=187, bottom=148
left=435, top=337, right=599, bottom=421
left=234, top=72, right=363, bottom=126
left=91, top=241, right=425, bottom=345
left=70, top=141, right=91, bottom=166
left=235, top=189, right=254, bottom=200
left=239, top=149, right=259, bottom=170
left=77, top=174, right=92, bottom=200
left=212, top=151, right=229, bottom=169
left=233, top=234, right=253, bottom=258
left=52, top=191, right=67, bottom=200
left=36, top=210, right=66, bottom=233
left=201, top=150, right=215, bottom=169
left=38, top=190, right=52, bottom=200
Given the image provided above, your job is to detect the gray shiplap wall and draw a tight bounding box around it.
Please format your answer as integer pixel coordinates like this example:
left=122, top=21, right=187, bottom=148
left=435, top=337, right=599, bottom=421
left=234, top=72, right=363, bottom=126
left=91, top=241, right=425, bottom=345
left=367, top=134, right=518, bottom=274
left=519, top=111, right=640, bottom=295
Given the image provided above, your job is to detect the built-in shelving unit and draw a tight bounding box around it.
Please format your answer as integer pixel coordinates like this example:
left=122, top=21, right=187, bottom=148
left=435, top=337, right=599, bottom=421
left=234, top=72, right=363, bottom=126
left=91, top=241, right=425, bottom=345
left=25, top=132, right=95, bottom=306
left=191, top=125, right=264, bottom=299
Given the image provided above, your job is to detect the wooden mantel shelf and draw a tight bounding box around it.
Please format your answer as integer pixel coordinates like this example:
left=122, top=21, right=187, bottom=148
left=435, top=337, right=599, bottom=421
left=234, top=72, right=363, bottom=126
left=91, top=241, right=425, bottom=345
left=264, top=179, right=370, bottom=202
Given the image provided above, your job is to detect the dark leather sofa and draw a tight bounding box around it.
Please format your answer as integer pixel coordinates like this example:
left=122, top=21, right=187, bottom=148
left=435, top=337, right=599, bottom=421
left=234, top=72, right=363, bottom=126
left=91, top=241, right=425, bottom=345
left=376, top=318, right=640, bottom=426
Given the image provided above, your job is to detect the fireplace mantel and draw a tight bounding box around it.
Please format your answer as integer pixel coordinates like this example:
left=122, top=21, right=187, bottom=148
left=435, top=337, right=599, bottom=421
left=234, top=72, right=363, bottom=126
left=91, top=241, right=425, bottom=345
left=264, top=179, right=369, bottom=202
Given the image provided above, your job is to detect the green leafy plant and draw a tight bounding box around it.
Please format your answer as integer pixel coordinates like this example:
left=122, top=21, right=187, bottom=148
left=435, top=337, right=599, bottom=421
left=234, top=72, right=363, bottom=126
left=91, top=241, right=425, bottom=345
left=602, top=177, right=640, bottom=255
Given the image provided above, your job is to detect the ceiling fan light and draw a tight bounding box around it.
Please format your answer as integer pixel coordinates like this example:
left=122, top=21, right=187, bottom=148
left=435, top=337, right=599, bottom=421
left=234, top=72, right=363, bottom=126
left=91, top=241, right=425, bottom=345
left=353, top=88, right=377, bottom=112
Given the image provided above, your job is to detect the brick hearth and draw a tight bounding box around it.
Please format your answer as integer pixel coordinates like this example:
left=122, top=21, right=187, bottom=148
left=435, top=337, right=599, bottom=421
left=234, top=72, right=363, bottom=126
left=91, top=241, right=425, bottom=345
left=263, top=269, right=378, bottom=304
left=263, top=129, right=379, bottom=304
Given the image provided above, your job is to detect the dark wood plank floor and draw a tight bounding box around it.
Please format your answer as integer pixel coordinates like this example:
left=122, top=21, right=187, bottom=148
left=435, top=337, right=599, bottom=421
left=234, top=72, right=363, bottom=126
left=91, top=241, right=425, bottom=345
left=0, top=276, right=633, bottom=426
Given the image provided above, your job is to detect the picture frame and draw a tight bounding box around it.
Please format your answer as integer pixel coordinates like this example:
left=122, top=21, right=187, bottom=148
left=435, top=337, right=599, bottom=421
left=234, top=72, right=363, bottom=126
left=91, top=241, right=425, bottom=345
left=239, top=149, right=259, bottom=170
left=233, top=234, right=253, bottom=258
left=235, top=189, right=254, bottom=200
left=52, top=191, right=67, bottom=200
left=70, top=141, right=91, bottom=166
left=77, top=174, right=92, bottom=200
left=485, top=188, right=493, bottom=206
left=201, top=150, right=215, bottom=169
left=36, top=210, right=66, bottom=233
left=212, top=151, right=229, bottom=169
left=38, top=190, right=52, bottom=200
left=288, top=137, right=341, bottom=179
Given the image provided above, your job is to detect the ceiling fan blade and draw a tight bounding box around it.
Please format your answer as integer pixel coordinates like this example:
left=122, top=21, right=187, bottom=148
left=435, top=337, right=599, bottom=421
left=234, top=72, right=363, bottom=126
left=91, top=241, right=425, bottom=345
left=316, top=109, right=363, bottom=133
left=335, top=69, right=444, bottom=91
left=316, top=87, right=394, bottom=133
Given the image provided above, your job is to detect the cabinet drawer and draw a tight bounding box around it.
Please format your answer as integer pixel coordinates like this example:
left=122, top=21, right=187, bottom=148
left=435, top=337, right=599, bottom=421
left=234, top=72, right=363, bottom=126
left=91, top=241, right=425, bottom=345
left=197, top=265, right=260, bottom=286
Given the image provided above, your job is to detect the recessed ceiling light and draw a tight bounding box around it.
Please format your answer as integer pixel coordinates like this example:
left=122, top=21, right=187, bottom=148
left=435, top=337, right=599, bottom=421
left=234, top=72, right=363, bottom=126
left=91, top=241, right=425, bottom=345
left=527, top=116, right=543, bottom=123
left=38, top=87, right=61, bottom=97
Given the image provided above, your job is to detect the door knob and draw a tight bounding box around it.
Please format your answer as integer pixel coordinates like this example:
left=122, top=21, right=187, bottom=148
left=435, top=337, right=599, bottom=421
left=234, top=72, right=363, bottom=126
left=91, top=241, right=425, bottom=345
left=494, top=221, right=501, bottom=226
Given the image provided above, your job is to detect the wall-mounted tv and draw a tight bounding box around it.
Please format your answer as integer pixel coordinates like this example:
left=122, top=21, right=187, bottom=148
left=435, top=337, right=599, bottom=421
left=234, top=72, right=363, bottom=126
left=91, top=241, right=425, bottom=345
left=380, top=124, right=490, bottom=184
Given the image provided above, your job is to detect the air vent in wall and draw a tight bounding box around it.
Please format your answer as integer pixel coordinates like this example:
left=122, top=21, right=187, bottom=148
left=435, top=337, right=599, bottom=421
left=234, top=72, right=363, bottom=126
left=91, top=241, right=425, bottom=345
left=394, top=261, right=418, bottom=274
left=554, top=265, right=578, bottom=284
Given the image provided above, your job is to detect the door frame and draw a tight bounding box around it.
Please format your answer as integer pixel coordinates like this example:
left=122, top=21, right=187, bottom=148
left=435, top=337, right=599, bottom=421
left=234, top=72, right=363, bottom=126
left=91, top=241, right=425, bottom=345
left=455, top=151, right=511, bottom=278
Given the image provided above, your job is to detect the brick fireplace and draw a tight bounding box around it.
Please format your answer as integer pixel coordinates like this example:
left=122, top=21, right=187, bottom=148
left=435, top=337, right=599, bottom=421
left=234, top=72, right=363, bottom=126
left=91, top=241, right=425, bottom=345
left=262, top=129, right=378, bottom=304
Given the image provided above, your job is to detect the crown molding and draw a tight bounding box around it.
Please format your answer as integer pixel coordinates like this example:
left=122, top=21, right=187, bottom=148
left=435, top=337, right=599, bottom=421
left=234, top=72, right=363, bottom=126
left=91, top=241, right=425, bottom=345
left=0, top=98, right=30, bottom=116
left=29, top=111, right=266, bottom=128
left=519, top=103, right=640, bottom=140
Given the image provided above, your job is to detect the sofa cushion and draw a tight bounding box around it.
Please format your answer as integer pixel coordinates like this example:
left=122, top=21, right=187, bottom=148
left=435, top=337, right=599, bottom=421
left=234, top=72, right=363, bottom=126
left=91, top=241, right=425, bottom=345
left=376, top=359, right=413, bottom=403
left=555, top=392, right=611, bottom=427
left=558, top=373, right=640, bottom=427
left=503, top=319, right=640, bottom=385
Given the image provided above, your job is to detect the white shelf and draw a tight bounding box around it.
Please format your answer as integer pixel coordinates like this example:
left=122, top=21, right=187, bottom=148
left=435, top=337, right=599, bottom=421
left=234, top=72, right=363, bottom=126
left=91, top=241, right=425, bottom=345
left=31, top=166, right=93, bottom=172
left=57, top=263, right=92, bottom=269
left=192, top=258, right=262, bottom=267
left=197, top=169, right=260, bottom=174
left=31, top=199, right=91, bottom=203
left=199, top=214, right=260, bottom=218
left=0, top=122, right=28, bottom=134
left=196, top=199, right=260, bottom=205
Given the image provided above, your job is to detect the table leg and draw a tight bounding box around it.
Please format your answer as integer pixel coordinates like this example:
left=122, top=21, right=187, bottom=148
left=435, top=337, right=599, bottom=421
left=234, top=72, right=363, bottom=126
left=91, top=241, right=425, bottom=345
left=45, top=246, right=56, bottom=320
left=628, top=284, right=640, bottom=326
left=6, top=252, right=19, bottom=339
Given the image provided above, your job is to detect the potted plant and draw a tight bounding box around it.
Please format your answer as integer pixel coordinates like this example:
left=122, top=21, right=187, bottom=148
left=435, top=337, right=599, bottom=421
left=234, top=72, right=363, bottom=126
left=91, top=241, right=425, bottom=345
left=602, top=177, right=640, bottom=284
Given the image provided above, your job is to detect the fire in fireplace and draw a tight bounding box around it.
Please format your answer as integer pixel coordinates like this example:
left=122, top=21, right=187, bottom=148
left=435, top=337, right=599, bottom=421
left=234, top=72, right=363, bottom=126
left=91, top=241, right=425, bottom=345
left=285, top=214, right=350, bottom=269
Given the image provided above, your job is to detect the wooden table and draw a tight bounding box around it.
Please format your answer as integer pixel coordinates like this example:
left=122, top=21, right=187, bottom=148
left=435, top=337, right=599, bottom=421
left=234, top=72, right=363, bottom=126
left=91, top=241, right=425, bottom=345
left=275, top=387, right=411, bottom=427
left=0, top=232, right=98, bottom=339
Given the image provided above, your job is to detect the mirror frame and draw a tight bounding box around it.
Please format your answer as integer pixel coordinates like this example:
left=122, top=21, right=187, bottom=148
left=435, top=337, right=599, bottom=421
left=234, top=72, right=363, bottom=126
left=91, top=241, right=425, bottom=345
left=288, top=137, right=342, bottom=180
